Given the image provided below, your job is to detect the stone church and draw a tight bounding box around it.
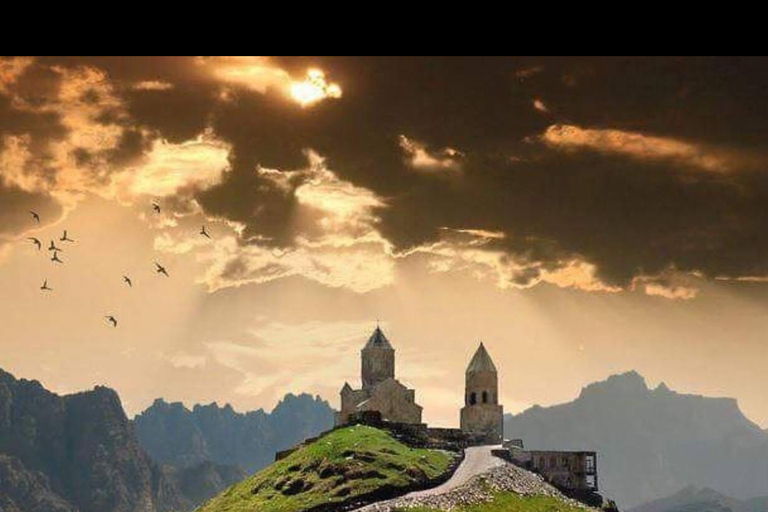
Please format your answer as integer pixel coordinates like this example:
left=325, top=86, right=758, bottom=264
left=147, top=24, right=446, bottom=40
left=337, top=327, right=503, bottom=444
left=336, top=326, right=423, bottom=425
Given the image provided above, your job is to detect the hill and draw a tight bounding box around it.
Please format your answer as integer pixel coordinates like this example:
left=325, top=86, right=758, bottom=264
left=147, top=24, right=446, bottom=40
left=628, top=486, right=768, bottom=512
left=134, top=393, right=335, bottom=472
left=504, top=371, right=768, bottom=508
left=195, top=425, right=457, bottom=512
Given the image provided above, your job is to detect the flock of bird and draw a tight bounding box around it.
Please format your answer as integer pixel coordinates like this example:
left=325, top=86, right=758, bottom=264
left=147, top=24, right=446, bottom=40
left=26, top=203, right=211, bottom=328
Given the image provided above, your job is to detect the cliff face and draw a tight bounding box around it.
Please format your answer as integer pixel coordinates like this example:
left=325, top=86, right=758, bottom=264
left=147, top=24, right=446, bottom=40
left=133, top=393, right=335, bottom=473
left=0, top=368, right=245, bottom=512
left=504, top=371, right=768, bottom=509
left=0, top=369, right=179, bottom=512
left=0, top=454, right=77, bottom=512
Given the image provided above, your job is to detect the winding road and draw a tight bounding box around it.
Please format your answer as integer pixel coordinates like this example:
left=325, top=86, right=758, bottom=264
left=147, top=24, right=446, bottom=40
left=354, top=445, right=504, bottom=510
left=406, top=445, right=504, bottom=497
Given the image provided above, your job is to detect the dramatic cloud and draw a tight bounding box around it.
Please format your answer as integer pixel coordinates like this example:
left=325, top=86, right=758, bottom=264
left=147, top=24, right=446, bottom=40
left=155, top=151, right=394, bottom=293
left=540, top=124, right=734, bottom=173
left=198, top=57, right=342, bottom=107
left=398, top=135, right=463, bottom=172
left=5, top=56, right=768, bottom=299
left=117, top=133, right=230, bottom=199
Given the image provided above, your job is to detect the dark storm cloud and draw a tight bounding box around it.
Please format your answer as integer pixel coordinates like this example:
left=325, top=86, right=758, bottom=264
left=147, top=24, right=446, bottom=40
left=0, top=182, right=62, bottom=239
left=6, top=56, right=768, bottom=287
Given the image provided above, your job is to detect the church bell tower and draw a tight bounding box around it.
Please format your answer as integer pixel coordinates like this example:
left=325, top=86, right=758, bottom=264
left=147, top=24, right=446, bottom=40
left=460, top=342, right=503, bottom=444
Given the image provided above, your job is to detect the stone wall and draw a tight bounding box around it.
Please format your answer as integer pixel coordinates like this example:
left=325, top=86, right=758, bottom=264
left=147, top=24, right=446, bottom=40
left=460, top=403, right=504, bottom=444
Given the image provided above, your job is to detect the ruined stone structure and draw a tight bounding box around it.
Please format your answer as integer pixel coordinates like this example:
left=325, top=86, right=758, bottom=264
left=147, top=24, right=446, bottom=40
left=460, top=343, right=504, bottom=444
left=500, top=441, right=598, bottom=491
left=336, top=327, right=422, bottom=425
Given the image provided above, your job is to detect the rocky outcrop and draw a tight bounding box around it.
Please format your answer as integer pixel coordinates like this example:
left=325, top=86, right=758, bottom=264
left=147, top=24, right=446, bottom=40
left=134, top=393, right=335, bottom=473
left=357, top=462, right=595, bottom=511
left=0, top=454, right=77, bottom=512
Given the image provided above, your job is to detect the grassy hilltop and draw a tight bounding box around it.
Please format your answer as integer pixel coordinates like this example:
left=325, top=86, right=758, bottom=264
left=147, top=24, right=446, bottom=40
left=195, top=425, right=455, bottom=512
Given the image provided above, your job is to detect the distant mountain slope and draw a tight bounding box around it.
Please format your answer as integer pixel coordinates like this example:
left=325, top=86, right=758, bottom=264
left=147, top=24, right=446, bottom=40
left=0, top=368, right=180, bottom=512
left=133, top=393, right=335, bottom=473
left=0, top=368, right=243, bottom=512
left=0, top=454, right=77, bottom=512
left=629, top=486, right=768, bottom=512
left=504, top=371, right=768, bottom=509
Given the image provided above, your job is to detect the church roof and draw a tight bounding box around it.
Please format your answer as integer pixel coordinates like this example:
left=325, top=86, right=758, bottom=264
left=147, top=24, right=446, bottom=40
left=466, top=342, right=497, bottom=374
left=363, top=326, right=394, bottom=350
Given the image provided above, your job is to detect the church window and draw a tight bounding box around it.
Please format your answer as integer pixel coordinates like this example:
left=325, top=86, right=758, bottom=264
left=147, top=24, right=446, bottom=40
left=482, top=391, right=488, bottom=403
left=470, top=392, right=477, bottom=405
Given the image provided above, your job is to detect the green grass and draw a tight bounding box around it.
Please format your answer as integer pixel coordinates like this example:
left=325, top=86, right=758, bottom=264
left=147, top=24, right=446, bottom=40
left=195, top=425, right=455, bottom=512
left=393, top=492, right=587, bottom=512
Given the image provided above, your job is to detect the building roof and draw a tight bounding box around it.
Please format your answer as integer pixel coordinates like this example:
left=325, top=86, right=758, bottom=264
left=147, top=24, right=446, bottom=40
left=363, top=326, right=394, bottom=350
left=466, top=342, right=497, bottom=374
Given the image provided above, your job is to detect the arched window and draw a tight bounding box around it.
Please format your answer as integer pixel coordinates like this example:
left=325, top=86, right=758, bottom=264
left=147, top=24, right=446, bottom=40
left=469, top=392, right=477, bottom=405
left=482, top=391, right=489, bottom=403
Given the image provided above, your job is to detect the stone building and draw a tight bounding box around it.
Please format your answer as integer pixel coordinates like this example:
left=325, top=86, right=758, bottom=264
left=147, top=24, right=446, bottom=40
left=501, top=441, right=598, bottom=492
left=460, top=343, right=504, bottom=444
left=336, top=327, right=423, bottom=425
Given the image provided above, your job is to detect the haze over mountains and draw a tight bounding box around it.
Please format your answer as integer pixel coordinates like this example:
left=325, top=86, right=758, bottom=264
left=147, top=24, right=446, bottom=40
left=2, top=365, right=767, bottom=512
left=504, top=371, right=768, bottom=509
left=0, top=368, right=333, bottom=512
left=133, top=393, right=335, bottom=473
left=628, top=486, right=768, bottom=512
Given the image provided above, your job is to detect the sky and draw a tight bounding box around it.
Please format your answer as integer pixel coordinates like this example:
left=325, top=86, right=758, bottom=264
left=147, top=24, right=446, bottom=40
left=0, top=56, right=767, bottom=428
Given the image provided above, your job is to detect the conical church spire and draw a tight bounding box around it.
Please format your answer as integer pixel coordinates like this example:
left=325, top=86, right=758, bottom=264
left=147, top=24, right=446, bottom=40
left=364, top=325, right=394, bottom=350
left=466, top=342, right=497, bottom=374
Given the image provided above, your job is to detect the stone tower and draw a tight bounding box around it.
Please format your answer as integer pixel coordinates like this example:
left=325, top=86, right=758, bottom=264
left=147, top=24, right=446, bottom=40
left=460, top=342, right=503, bottom=444
left=361, top=326, right=395, bottom=389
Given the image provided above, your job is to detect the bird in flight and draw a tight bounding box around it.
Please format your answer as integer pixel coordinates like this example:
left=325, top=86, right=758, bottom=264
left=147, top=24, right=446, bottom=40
left=51, top=251, right=63, bottom=264
left=152, top=202, right=161, bottom=214
left=155, top=262, right=169, bottom=277
left=200, top=225, right=211, bottom=239
left=28, top=237, right=41, bottom=250
left=60, top=230, right=74, bottom=242
left=123, top=275, right=132, bottom=287
left=30, top=211, right=40, bottom=223
left=40, top=280, right=52, bottom=291
left=105, top=315, right=118, bottom=327
left=48, top=240, right=63, bottom=252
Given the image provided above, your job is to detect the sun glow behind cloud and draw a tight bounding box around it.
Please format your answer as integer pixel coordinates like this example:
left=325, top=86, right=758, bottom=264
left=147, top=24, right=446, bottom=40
left=290, top=69, right=342, bottom=107
left=200, top=57, right=342, bottom=107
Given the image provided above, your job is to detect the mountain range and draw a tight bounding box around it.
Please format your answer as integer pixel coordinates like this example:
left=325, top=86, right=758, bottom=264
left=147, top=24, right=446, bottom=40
left=504, top=371, right=768, bottom=509
left=133, top=393, right=335, bottom=473
left=0, top=368, right=333, bottom=512
left=628, top=486, right=768, bottom=512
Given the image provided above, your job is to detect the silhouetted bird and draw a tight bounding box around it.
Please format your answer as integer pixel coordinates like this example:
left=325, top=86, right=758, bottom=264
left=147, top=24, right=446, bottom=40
left=152, top=202, right=161, bottom=213
left=48, top=240, right=63, bottom=252
left=40, top=280, right=52, bottom=291
left=28, top=237, right=41, bottom=250
left=123, top=275, right=132, bottom=287
left=30, top=211, right=40, bottom=223
left=51, top=251, right=63, bottom=264
left=60, top=230, right=74, bottom=242
left=105, top=315, right=117, bottom=327
left=200, top=225, right=211, bottom=239
left=154, top=262, right=169, bottom=277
